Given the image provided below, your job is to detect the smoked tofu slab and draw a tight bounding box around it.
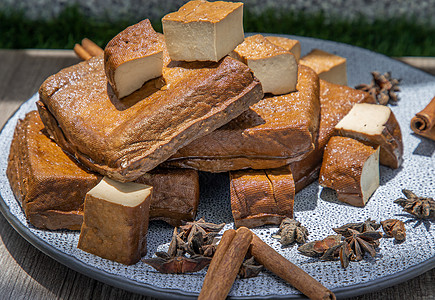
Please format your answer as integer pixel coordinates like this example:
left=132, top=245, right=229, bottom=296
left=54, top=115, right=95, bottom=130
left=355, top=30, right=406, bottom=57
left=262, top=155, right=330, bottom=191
left=290, top=80, right=376, bottom=192
left=319, top=136, right=380, bottom=207
left=78, top=177, right=152, bottom=265
left=300, top=49, right=347, bottom=86
left=7, top=111, right=200, bottom=229
left=136, top=168, right=199, bottom=226
left=334, top=103, right=403, bottom=169
left=232, top=34, right=298, bottom=95
left=230, top=166, right=295, bottom=228
left=165, top=65, right=320, bottom=172
left=6, top=111, right=100, bottom=230
left=265, top=36, right=301, bottom=61
left=104, top=19, right=163, bottom=99
left=38, top=31, right=262, bottom=182
left=162, top=0, right=244, bottom=62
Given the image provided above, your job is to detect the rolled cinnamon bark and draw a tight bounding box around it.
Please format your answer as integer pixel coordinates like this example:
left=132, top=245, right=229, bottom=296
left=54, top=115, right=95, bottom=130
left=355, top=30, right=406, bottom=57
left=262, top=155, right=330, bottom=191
left=199, top=227, right=252, bottom=300
left=82, top=38, right=104, bottom=56
left=201, top=229, right=236, bottom=285
left=73, top=44, right=92, bottom=60
left=411, top=96, right=435, bottom=141
left=250, top=234, right=336, bottom=300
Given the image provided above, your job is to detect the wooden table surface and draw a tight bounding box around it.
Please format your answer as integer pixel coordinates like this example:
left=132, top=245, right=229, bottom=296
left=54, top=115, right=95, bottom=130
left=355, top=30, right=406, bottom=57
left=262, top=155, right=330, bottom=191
left=0, top=49, right=434, bottom=300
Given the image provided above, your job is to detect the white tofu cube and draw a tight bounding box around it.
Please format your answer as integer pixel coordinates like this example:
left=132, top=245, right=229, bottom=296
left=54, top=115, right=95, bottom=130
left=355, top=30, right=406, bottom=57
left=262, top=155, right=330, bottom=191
left=300, top=49, right=347, bottom=86
left=334, top=103, right=403, bottom=169
left=232, top=34, right=298, bottom=95
left=104, top=19, right=164, bottom=99
left=266, top=36, right=301, bottom=61
left=162, top=0, right=244, bottom=62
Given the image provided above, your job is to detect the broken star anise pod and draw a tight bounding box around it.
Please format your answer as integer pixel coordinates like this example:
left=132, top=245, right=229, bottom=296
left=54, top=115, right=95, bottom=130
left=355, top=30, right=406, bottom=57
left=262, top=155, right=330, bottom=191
left=238, top=256, right=263, bottom=279
left=394, top=189, right=435, bottom=219
left=355, top=71, right=401, bottom=105
left=381, top=219, right=406, bottom=241
left=168, top=227, right=188, bottom=257
left=272, top=218, right=309, bottom=245
left=180, top=218, right=225, bottom=239
left=333, top=218, right=381, bottom=235
left=298, top=235, right=342, bottom=258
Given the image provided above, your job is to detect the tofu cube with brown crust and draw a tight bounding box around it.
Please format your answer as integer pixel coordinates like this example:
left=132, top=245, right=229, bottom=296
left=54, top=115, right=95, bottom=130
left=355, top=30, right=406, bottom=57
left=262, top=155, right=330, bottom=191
left=300, top=49, right=347, bottom=86
left=162, top=0, right=244, bottom=62
left=104, top=19, right=164, bottom=99
left=78, top=177, right=152, bottom=265
left=266, top=36, right=301, bottom=61
left=319, top=136, right=380, bottom=207
left=232, top=34, right=298, bottom=95
left=334, top=103, right=403, bottom=169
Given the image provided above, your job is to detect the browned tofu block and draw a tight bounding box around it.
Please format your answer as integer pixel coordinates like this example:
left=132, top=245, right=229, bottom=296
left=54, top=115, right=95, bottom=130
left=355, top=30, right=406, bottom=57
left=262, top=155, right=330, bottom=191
left=265, top=36, right=301, bottom=61
left=289, top=80, right=376, bottom=192
left=300, top=49, right=347, bottom=85
left=162, top=0, right=244, bottom=62
left=334, top=103, right=403, bottom=169
left=78, top=177, right=152, bottom=265
left=230, top=166, right=294, bottom=228
left=6, top=111, right=100, bottom=230
left=232, top=34, right=298, bottom=95
left=319, top=136, right=380, bottom=207
left=136, top=168, right=199, bottom=226
left=104, top=19, right=164, bottom=99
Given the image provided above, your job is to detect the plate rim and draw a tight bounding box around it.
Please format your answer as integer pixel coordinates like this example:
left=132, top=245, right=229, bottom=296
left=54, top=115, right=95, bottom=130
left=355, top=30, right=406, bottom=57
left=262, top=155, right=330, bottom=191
left=1, top=34, right=434, bottom=299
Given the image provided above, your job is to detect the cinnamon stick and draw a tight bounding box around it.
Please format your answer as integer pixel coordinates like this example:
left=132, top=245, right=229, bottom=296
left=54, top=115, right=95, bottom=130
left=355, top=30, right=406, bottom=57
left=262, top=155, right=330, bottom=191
left=250, top=234, right=336, bottom=300
left=82, top=38, right=104, bottom=57
left=201, top=229, right=236, bottom=283
left=411, top=96, right=435, bottom=141
left=73, top=44, right=92, bottom=60
left=199, top=227, right=252, bottom=300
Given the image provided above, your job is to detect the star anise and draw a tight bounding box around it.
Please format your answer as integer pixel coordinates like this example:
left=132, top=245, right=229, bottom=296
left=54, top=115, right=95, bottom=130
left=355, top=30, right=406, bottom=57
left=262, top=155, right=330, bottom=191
left=143, top=219, right=225, bottom=274
left=343, top=228, right=382, bottom=262
left=142, top=254, right=211, bottom=274
left=272, top=218, right=309, bottom=245
left=355, top=71, right=401, bottom=105
left=394, top=189, right=435, bottom=219
left=333, top=218, right=381, bottom=235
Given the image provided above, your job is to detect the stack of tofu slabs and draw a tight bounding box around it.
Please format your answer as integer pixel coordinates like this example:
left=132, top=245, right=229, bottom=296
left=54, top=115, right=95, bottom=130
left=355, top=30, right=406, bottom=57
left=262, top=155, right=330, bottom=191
left=166, top=32, right=383, bottom=227
left=6, top=0, right=404, bottom=266
left=161, top=2, right=321, bottom=229
left=10, top=0, right=265, bottom=264
left=161, top=29, right=319, bottom=228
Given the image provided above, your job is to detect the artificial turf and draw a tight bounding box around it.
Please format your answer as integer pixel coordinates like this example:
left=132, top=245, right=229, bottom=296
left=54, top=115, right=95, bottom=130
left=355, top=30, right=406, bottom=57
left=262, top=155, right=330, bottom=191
left=1, top=6, right=434, bottom=56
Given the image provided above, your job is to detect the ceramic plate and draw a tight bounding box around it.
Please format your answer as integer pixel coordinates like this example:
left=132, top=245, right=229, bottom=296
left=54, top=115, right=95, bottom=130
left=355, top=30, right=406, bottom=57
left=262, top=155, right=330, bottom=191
left=1, top=35, right=434, bottom=299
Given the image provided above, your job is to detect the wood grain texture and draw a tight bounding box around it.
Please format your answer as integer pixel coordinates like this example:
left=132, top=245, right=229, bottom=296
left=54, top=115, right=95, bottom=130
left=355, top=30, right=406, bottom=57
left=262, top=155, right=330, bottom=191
left=0, top=49, right=433, bottom=300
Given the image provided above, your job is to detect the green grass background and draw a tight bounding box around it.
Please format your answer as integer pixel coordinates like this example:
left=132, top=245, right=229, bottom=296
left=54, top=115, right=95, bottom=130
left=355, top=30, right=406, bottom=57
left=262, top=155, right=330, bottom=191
left=1, top=6, right=435, bottom=56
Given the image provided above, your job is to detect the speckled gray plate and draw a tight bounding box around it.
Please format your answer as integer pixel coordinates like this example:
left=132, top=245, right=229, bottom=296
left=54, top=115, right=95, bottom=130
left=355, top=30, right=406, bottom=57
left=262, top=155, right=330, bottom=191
left=1, top=35, right=435, bottom=299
